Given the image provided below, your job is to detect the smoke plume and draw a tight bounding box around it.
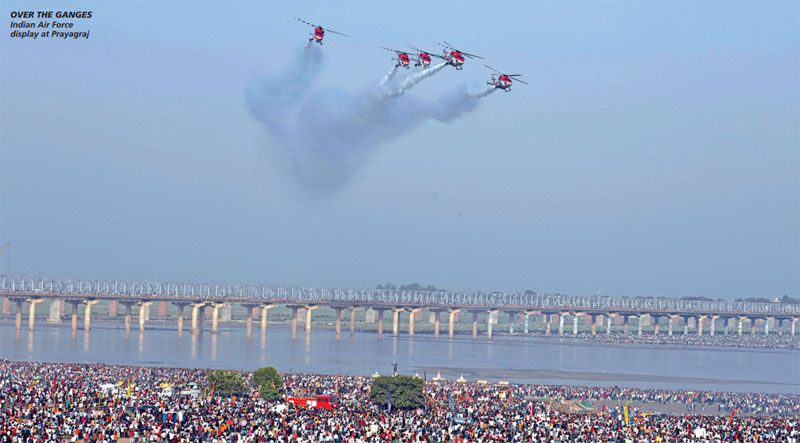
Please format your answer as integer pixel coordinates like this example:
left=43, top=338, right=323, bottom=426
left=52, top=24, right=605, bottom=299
left=247, top=46, right=495, bottom=193
left=377, top=66, right=399, bottom=87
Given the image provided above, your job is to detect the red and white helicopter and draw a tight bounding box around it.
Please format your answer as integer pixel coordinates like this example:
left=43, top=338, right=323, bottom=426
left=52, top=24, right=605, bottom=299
left=437, top=41, right=483, bottom=70
left=408, top=45, right=444, bottom=69
left=380, top=46, right=412, bottom=69
left=294, top=17, right=348, bottom=45
left=485, top=65, right=528, bottom=92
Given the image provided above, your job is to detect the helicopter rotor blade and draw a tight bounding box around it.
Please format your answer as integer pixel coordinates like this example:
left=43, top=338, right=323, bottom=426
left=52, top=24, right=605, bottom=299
left=380, top=46, right=403, bottom=53
left=462, top=52, right=484, bottom=59
left=294, top=17, right=317, bottom=28
left=325, top=29, right=349, bottom=37
left=513, top=78, right=529, bottom=85
left=484, top=64, right=502, bottom=74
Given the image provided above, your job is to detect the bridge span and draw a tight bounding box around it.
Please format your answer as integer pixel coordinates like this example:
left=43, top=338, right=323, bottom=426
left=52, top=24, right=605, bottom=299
left=1, top=275, right=798, bottom=339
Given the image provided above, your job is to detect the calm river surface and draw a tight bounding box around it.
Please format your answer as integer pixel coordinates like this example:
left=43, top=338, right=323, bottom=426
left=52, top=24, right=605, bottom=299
left=1, top=324, right=797, bottom=394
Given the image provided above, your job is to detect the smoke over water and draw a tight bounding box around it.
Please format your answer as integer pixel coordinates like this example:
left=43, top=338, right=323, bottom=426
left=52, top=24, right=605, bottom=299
left=246, top=46, right=496, bottom=193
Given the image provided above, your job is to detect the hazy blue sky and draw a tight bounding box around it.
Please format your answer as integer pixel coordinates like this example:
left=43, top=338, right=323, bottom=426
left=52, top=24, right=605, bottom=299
left=1, top=1, right=797, bottom=299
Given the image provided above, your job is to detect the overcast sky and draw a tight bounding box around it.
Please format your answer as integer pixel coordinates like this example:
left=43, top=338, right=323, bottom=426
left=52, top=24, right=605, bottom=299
left=1, top=0, right=797, bottom=299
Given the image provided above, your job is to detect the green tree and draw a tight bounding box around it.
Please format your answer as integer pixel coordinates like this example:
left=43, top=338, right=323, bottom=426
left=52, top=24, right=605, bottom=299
left=207, top=370, right=246, bottom=398
left=253, top=367, right=282, bottom=400
left=369, top=375, right=424, bottom=410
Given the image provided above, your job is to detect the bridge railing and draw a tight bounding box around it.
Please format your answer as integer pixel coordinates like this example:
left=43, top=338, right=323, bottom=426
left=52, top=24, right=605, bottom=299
left=0, top=275, right=798, bottom=316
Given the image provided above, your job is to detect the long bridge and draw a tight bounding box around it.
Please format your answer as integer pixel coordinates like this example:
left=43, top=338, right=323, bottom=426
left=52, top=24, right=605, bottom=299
left=1, top=275, right=798, bottom=339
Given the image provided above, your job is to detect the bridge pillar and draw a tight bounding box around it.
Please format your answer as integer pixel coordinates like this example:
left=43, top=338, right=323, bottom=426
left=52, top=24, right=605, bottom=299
left=765, top=317, right=772, bottom=336
left=683, top=317, right=689, bottom=336
left=210, top=303, right=224, bottom=334
left=668, top=316, right=676, bottom=336
left=710, top=316, right=719, bottom=336
left=260, top=304, right=274, bottom=336
left=471, top=311, right=479, bottom=338
left=375, top=309, right=385, bottom=338
left=83, top=300, right=98, bottom=332
left=524, top=312, right=530, bottom=335
left=448, top=309, right=460, bottom=338
left=487, top=310, right=497, bottom=339
left=189, top=303, right=204, bottom=333
left=507, top=311, right=515, bottom=335
left=393, top=308, right=402, bottom=337
left=623, top=316, right=630, bottom=335
left=606, top=315, right=612, bottom=335
left=652, top=316, right=659, bottom=335
left=174, top=302, right=192, bottom=335
left=12, top=299, right=23, bottom=332
left=546, top=314, right=552, bottom=335
left=738, top=317, right=744, bottom=336
left=559, top=314, right=565, bottom=335
left=433, top=310, right=441, bottom=337
left=69, top=300, right=80, bottom=333
left=245, top=305, right=255, bottom=338
left=586, top=314, right=595, bottom=335
left=349, top=307, right=359, bottom=336
left=26, top=299, right=41, bottom=331
left=157, top=301, right=167, bottom=318
left=696, top=315, right=705, bottom=336
left=305, top=305, right=317, bottom=335
left=48, top=299, right=61, bottom=323
left=139, top=301, right=153, bottom=331
left=107, top=300, right=117, bottom=317
left=486, top=310, right=497, bottom=339
left=289, top=306, right=299, bottom=339
left=723, top=317, right=729, bottom=335
left=120, top=301, right=135, bottom=334
left=408, top=308, right=421, bottom=336
left=334, top=307, right=344, bottom=339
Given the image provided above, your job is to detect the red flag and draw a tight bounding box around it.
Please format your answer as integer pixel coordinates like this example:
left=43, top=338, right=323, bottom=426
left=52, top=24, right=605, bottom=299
left=728, top=408, right=736, bottom=426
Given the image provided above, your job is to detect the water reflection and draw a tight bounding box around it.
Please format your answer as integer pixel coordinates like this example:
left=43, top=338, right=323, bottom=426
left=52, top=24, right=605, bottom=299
left=0, top=324, right=797, bottom=394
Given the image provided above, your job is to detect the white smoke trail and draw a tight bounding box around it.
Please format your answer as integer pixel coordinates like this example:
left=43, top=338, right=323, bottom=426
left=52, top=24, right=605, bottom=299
left=377, top=66, right=399, bottom=87
left=245, top=44, right=324, bottom=139
left=247, top=50, right=496, bottom=192
left=467, top=86, right=497, bottom=98
left=387, top=62, right=447, bottom=97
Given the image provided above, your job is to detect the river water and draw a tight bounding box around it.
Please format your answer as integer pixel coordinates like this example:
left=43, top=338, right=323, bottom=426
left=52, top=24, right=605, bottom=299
left=1, top=324, right=797, bottom=394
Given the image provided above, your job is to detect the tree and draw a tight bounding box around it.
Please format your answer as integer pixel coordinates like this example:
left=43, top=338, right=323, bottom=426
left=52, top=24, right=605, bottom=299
left=369, top=375, right=424, bottom=410
left=207, top=370, right=246, bottom=398
left=253, top=367, right=282, bottom=400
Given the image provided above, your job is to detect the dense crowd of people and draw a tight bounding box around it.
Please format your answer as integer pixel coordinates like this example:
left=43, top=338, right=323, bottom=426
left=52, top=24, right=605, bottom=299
left=491, top=331, right=800, bottom=350
left=1, top=360, right=799, bottom=442
left=576, top=333, right=800, bottom=350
